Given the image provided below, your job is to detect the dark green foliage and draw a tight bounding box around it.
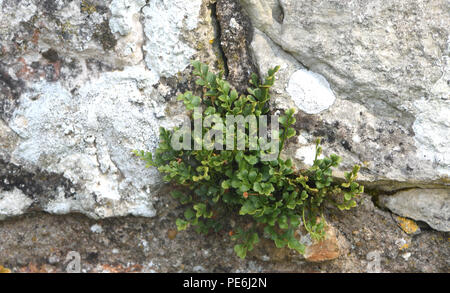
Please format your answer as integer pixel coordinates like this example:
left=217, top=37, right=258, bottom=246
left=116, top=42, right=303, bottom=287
left=134, top=61, right=364, bottom=259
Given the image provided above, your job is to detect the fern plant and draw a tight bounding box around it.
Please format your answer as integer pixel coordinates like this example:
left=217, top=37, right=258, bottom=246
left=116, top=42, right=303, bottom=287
left=134, top=61, right=363, bottom=259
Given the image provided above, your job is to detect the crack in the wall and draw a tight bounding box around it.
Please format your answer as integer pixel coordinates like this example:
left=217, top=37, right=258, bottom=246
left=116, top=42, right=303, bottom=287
left=210, top=1, right=229, bottom=77
left=138, top=1, right=149, bottom=68
left=215, top=0, right=259, bottom=92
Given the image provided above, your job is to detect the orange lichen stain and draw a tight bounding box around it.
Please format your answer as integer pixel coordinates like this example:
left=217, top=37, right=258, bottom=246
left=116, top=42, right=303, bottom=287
left=167, top=229, right=177, bottom=240
left=18, top=263, right=50, bottom=273
left=32, top=29, right=40, bottom=45
left=397, top=216, right=419, bottom=234
left=100, top=264, right=143, bottom=273
left=0, top=265, right=11, bottom=273
left=399, top=243, right=409, bottom=251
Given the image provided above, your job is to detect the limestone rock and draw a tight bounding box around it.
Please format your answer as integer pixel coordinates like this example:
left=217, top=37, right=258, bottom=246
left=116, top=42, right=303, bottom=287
left=379, top=189, right=450, bottom=232
left=242, top=0, right=450, bottom=188
left=142, top=0, right=203, bottom=78
left=286, top=69, right=336, bottom=115
left=0, top=0, right=217, bottom=219
left=0, top=188, right=33, bottom=220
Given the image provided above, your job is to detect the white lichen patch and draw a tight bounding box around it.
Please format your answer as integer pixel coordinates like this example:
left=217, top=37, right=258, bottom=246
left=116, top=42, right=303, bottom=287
left=0, top=188, right=33, bottom=219
left=0, top=0, right=37, bottom=28
left=90, top=224, right=103, bottom=234
left=8, top=65, right=181, bottom=219
left=294, top=133, right=324, bottom=166
left=142, top=0, right=203, bottom=77
left=109, top=0, right=147, bottom=65
left=286, top=69, right=336, bottom=114
left=295, top=145, right=320, bottom=166
left=109, top=0, right=146, bottom=36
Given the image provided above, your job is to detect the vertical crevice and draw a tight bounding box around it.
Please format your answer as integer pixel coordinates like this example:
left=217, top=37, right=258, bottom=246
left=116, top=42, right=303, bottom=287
left=273, top=0, right=284, bottom=24
left=215, top=0, right=259, bottom=93
left=210, top=2, right=229, bottom=77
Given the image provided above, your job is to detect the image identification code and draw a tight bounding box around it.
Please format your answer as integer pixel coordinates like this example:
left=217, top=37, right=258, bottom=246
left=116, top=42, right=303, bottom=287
left=183, top=277, right=267, bottom=290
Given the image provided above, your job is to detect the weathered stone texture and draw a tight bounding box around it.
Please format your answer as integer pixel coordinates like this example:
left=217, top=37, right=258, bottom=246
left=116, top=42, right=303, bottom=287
left=1, top=194, right=447, bottom=273
left=0, top=0, right=215, bottom=218
left=0, top=0, right=449, bottom=272
left=380, top=189, right=450, bottom=232
left=242, top=0, right=450, bottom=187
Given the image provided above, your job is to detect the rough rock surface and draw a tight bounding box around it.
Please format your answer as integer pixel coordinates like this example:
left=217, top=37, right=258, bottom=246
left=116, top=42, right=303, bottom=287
left=303, top=225, right=341, bottom=262
left=0, top=0, right=449, bottom=272
left=142, top=0, right=203, bottom=78
left=242, top=0, right=450, bottom=188
left=379, top=189, right=450, bottom=232
left=0, top=0, right=218, bottom=219
left=0, top=194, right=447, bottom=272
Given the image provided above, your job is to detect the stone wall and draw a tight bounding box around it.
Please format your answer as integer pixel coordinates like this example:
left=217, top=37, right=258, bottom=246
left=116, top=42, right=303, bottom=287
left=0, top=0, right=448, bottom=272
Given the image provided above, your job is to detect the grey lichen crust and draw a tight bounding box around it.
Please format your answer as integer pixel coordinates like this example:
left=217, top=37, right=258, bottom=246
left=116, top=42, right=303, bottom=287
left=7, top=68, right=167, bottom=219
left=0, top=0, right=213, bottom=219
